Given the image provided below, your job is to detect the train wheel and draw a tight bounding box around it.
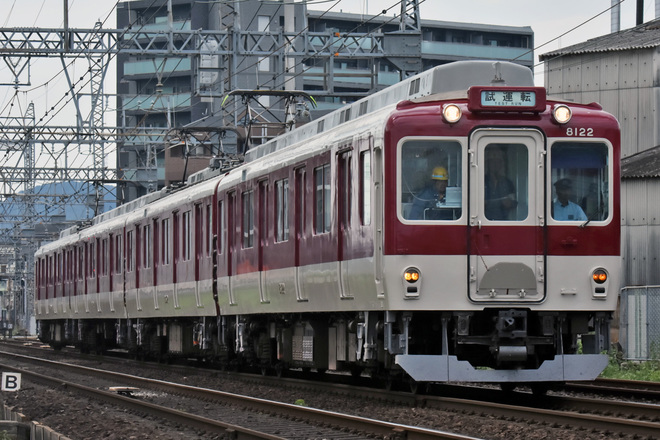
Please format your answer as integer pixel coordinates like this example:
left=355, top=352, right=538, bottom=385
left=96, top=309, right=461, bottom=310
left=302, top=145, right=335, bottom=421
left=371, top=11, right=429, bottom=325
left=350, top=366, right=363, bottom=378
left=274, top=362, right=286, bottom=378
left=530, top=382, right=550, bottom=396
left=384, top=376, right=395, bottom=391
left=500, top=383, right=516, bottom=393
left=408, top=378, right=425, bottom=394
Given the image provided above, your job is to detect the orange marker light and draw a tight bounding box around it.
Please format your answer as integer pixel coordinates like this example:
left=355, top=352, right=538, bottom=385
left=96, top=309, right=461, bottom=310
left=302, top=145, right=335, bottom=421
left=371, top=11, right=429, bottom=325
left=592, top=269, right=607, bottom=284
left=404, top=268, right=420, bottom=283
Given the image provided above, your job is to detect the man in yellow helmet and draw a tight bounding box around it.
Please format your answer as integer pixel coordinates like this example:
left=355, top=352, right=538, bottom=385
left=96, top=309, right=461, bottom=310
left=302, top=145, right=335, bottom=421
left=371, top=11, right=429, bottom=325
left=409, top=166, right=449, bottom=220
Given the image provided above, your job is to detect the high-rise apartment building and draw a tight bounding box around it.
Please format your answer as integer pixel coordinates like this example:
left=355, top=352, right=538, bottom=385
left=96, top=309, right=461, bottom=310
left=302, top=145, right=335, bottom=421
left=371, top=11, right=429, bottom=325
left=117, top=0, right=533, bottom=203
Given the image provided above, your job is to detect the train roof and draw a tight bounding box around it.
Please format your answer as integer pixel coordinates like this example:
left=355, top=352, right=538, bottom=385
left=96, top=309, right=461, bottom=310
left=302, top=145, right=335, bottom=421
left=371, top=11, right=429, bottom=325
left=244, top=60, right=534, bottom=163
left=56, top=60, right=533, bottom=241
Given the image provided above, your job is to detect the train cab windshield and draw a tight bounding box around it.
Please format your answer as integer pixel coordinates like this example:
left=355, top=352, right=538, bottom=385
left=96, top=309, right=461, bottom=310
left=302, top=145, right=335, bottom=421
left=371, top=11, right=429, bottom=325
left=483, top=143, right=528, bottom=221
left=399, top=139, right=463, bottom=221
left=550, top=141, right=610, bottom=223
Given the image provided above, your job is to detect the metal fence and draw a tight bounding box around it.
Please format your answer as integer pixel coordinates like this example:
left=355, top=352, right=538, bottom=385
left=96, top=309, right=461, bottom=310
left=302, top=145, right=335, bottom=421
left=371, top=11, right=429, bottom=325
left=620, top=286, right=660, bottom=360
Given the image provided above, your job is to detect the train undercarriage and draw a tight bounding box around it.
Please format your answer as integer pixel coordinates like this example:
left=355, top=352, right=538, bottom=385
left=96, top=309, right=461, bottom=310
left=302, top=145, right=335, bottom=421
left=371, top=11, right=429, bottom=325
left=37, top=309, right=611, bottom=385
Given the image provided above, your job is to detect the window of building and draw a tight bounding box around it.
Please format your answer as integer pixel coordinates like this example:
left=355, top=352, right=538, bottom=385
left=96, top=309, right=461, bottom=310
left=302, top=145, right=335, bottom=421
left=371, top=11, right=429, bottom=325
left=257, top=16, right=271, bottom=72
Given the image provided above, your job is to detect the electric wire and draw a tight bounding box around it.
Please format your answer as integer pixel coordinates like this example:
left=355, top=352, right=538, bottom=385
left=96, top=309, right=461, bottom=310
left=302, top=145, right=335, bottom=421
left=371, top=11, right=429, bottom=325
left=514, top=0, right=626, bottom=67
left=3, top=1, right=640, bottom=190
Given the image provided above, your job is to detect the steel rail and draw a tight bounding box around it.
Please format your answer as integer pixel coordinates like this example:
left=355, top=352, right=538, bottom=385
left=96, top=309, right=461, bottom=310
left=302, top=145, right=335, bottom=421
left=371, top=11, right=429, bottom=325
left=0, top=361, right=285, bottom=440
left=565, top=377, right=660, bottom=400
left=0, top=351, right=475, bottom=440
left=421, top=395, right=660, bottom=438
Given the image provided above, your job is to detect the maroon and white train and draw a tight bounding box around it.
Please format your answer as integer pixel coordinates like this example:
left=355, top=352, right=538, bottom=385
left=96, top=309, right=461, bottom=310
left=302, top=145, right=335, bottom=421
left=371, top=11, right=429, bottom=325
left=35, top=60, right=620, bottom=386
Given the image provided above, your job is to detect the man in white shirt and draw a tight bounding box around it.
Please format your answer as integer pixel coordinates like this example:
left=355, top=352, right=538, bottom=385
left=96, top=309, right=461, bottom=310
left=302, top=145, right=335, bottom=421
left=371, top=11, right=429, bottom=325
left=553, top=178, right=587, bottom=221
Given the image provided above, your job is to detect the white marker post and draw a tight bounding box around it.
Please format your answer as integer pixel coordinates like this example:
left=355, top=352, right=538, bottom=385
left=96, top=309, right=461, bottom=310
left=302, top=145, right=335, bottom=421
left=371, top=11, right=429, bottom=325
left=1, top=373, right=21, bottom=391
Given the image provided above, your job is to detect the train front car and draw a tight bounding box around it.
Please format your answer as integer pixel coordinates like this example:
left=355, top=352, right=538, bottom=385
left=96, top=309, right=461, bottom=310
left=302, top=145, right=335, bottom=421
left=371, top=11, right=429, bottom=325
left=385, top=61, right=620, bottom=384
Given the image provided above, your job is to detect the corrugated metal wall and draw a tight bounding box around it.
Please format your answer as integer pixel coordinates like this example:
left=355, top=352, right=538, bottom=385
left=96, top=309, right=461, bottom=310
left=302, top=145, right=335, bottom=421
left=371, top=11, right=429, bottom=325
left=622, top=179, right=660, bottom=286
left=544, top=48, right=660, bottom=159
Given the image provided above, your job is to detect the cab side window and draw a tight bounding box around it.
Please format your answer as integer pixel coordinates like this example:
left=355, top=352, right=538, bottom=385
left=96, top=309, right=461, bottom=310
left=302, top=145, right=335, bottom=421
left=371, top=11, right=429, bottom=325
left=551, top=142, right=609, bottom=222
left=400, top=139, right=462, bottom=221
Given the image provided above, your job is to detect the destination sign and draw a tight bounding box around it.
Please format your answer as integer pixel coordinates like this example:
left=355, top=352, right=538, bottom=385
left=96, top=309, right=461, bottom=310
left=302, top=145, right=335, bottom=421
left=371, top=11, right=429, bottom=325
left=467, top=86, right=546, bottom=112
left=481, top=90, right=536, bottom=107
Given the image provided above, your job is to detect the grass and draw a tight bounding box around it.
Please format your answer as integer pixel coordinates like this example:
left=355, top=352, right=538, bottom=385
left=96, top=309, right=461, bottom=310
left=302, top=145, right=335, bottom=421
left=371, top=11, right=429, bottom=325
left=599, top=348, right=660, bottom=382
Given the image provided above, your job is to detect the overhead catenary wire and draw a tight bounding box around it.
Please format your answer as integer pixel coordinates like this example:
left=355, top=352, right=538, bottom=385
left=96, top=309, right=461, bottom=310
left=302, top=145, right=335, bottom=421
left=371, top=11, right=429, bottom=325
left=2, top=0, right=637, bottom=161
left=515, top=0, right=626, bottom=66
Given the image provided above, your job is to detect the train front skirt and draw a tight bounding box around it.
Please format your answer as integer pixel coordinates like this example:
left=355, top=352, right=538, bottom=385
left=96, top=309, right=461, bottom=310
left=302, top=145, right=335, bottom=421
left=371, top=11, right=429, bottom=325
left=395, top=354, right=609, bottom=382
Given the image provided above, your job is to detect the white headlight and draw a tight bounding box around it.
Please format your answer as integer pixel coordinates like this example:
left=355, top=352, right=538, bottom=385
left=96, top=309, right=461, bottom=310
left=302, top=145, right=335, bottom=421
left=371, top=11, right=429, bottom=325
left=443, top=104, right=462, bottom=123
left=553, top=104, right=572, bottom=124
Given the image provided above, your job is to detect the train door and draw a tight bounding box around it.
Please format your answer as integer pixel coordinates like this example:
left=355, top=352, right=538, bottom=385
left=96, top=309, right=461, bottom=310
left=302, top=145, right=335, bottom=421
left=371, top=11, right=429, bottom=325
left=468, top=129, right=545, bottom=302
left=195, top=204, right=203, bottom=307
left=195, top=204, right=202, bottom=283
left=293, top=167, right=307, bottom=302
left=258, top=180, right=268, bottom=303
left=108, top=235, right=115, bottom=312
left=135, top=225, right=143, bottom=311
left=226, top=192, right=237, bottom=305
left=152, top=219, right=159, bottom=289
left=172, top=213, right=180, bottom=308
left=337, top=150, right=353, bottom=298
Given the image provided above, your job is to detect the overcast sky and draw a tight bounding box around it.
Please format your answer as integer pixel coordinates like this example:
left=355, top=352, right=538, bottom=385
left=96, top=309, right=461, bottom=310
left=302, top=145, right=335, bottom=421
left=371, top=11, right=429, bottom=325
left=0, top=0, right=651, bottom=127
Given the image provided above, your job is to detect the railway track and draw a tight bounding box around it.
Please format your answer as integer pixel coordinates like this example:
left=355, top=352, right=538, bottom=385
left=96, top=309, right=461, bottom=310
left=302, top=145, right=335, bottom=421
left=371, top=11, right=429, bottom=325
left=2, top=342, right=660, bottom=439
left=564, top=377, right=660, bottom=400
left=0, top=350, right=474, bottom=440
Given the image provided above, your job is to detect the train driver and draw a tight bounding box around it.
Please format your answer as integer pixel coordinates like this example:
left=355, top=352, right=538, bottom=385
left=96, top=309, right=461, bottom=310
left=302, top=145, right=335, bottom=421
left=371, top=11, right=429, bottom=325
left=553, top=178, right=587, bottom=221
left=409, top=166, right=449, bottom=220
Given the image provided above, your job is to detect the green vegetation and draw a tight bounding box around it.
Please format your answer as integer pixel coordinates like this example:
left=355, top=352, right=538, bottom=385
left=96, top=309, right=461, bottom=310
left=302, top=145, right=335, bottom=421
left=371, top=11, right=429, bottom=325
left=599, top=347, right=660, bottom=382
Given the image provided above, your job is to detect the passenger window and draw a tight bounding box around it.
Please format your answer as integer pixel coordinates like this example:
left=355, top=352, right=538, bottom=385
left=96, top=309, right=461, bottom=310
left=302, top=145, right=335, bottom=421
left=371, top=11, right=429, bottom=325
left=183, top=210, right=192, bottom=258
left=360, top=151, right=371, bottom=226
left=115, top=235, right=123, bottom=274
left=242, top=191, right=254, bottom=248
left=314, top=164, right=331, bottom=233
left=143, top=225, right=152, bottom=269
left=275, top=179, right=289, bottom=242
left=161, top=218, right=170, bottom=265
left=483, top=144, right=528, bottom=221
left=551, top=142, right=609, bottom=222
left=127, top=230, right=134, bottom=272
left=400, top=139, right=462, bottom=221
